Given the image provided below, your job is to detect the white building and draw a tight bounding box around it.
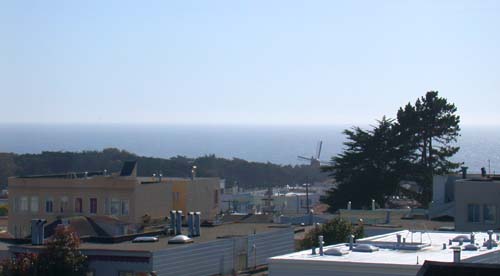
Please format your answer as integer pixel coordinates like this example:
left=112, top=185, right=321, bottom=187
left=269, top=230, right=500, bottom=276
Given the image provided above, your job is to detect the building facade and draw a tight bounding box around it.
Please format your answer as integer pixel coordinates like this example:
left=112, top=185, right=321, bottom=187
left=455, top=178, right=500, bottom=231
left=8, top=163, right=220, bottom=238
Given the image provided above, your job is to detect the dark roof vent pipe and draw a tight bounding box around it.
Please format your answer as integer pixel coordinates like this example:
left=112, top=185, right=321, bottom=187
left=318, top=235, right=324, bottom=256
left=176, top=210, right=182, bottom=235
left=194, top=212, right=201, bottom=237
left=188, top=212, right=194, bottom=237
left=461, top=166, right=468, bottom=179
left=170, top=210, right=176, bottom=235
left=453, top=247, right=461, bottom=263
left=31, top=219, right=46, bottom=245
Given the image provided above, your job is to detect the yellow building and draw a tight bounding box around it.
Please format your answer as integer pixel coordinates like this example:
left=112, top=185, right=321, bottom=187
left=8, top=161, right=220, bottom=238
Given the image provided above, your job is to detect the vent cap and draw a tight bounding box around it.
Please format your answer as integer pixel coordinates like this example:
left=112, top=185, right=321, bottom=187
left=168, top=235, right=194, bottom=244
left=325, top=248, right=349, bottom=256
left=353, top=244, right=379, bottom=252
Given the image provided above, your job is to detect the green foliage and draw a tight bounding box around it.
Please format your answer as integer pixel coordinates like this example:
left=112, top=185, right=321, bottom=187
left=396, top=91, right=461, bottom=205
left=300, top=217, right=364, bottom=250
left=322, top=117, right=411, bottom=211
left=0, top=227, right=88, bottom=276
left=322, top=91, right=461, bottom=211
left=0, top=149, right=327, bottom=189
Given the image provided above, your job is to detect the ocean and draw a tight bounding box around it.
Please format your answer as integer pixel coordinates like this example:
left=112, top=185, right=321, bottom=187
left=0, top=124, right=499, bottom=174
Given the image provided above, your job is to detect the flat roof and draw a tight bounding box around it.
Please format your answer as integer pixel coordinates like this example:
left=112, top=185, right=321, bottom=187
left=81, top=223, right=288, bottom=252
left=6, top=223, right=289, bottom=254
left=270, top=230, right=500, bottom=266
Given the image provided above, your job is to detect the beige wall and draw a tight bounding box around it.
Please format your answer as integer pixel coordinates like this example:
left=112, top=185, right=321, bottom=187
left=184, top=178, right=220, bottom=221
left=8, top=176, right=137, bottom=238
left=8, top=175, right=220, bottom=237
left=455, top=180, right=500, bottom=231
left=134, top=182, right=172, bottom=223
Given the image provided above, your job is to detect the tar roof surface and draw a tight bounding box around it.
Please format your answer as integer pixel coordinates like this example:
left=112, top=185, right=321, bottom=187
left=271, top=230, right=500, bottom=266
left=79, top=223, right=289, bottom=252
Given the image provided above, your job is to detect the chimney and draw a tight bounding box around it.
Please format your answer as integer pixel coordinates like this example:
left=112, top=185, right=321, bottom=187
left=194, top=212, right=201, bottom=237
left=31, top=219, right=46, bottom=245
left=453, top=248, right=461, bottom=263
left=170, top=210, right=176, bottom=235
left=487, top=230, right=494, bottom=249
left=191, top=166, right=197, bottom=180
left=188, top=212, right=194, bottom=237
left=461, top=166, right=468, bottom=179
left=318, top=235, right=324, bottom=256
left=175, top=211, right=183, bottom=235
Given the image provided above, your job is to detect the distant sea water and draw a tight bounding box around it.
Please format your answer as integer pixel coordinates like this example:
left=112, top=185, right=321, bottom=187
left=0, top=124, right=499, bottom=174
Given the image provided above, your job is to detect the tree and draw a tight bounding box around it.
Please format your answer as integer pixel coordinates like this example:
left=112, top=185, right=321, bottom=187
left=321, top=117, right=410, bottom=211
left=321, top=91, right=461, bottom=212
left=37, top=227, right=88, bottom=276
left=396, top=91, right=461, bottom=205
left=0, top=227, right=88, bottom=276
left=300, top=217, right=364, bottom=250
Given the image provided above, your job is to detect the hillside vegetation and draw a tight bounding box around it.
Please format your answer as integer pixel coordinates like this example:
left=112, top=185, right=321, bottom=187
left=0, top=148, right=327, bottom=189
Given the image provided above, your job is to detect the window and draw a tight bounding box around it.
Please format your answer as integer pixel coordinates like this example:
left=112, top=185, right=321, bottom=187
left=30, top=196, right=39, bottom=213
left=90, top=198, right=97, bottom=214
left=484, top=204, right=496, bottom=224
left=121, top=200, right=129, bottom=216
left=214, top=189, right=219, bottom=205
left=13, top=197, right=20, bottom=213
left=467, top=204, right=481, bottom=223
left=20, top=196, right=29, bottom=212
left=45, top=198, right=54, bottom=213
left=173, top=192, right=179, bottom=202
left=110, top=198, right=121, bottom=215
left=75, top=198, right=83, bottom=213
left=60, top=196, right=68, bottom=213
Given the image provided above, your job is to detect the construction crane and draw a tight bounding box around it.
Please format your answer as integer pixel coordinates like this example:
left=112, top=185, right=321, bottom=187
left=297, top=141, right=330, bottom=167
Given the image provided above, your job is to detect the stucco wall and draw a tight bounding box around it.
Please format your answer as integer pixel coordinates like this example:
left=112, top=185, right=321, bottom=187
left=455, top=180, right=500, bottom=231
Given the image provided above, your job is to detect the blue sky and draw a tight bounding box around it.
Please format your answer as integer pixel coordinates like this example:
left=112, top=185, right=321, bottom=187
left=1, top=1, right=499, bottom=125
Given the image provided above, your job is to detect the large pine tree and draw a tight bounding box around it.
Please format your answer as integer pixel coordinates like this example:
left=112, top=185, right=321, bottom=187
left=322, top=91, right=460, bottom=211
left=396, top=91, right=461, bottom=205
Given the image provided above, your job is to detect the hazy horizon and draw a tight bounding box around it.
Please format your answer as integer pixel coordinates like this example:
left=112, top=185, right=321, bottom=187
left=2, top=1, right=499, bottom=125
left=1, top=124, right=499, bottom=173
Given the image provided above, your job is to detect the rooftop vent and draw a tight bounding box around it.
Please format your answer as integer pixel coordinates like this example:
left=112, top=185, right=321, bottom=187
left=168, top=234, right=194, bottom=244
left=353, top=244, right=379, bottom=253
left=132, top=236, right=159, bottom=243
left=463, top=244, right=479, bottom=251
left=483, top=239, right=498, bottom=248
left=325, top=248, right=349, bottom=256
left=452, top=235, right=471, bottom=243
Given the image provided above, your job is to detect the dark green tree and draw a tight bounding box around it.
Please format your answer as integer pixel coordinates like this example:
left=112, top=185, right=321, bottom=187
left=321, top=117, right=410, bottom=212
left=396, top=91, right=461, bottom=205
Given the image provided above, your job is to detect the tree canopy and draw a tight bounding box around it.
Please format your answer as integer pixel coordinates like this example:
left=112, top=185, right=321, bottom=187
left=0, top=227, right=88, bottom=276
left=322, top=91, right=460, bottom=211
left=0, top=149, right=327, bottom=190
